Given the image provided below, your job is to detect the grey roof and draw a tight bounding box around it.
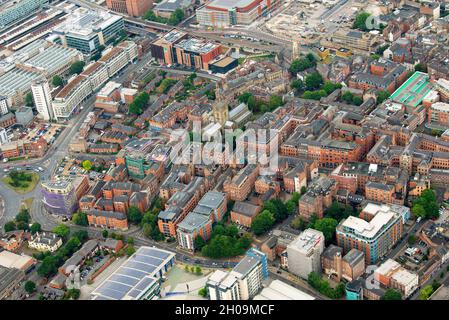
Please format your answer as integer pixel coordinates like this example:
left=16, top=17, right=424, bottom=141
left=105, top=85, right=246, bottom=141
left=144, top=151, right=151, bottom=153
left=232, top=255, right=260, bottom=278
left=177, top=212, right=210, bottom=232
left=91, top=246, right=175, bottom=300
left=322, top=244, right=343, bottom=260
left=343, top=249, right=365, bottom=267
left=87, top=209, right=127, bottom=220
left=232, top=201, right=260, bottom=217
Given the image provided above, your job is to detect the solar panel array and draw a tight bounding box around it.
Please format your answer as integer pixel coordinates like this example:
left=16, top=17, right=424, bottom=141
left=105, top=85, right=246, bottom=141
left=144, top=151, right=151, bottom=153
left=91, top=247, right=174, bottom=300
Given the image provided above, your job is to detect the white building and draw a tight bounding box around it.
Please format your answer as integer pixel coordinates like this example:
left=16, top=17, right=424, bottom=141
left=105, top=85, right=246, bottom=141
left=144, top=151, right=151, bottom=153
left=286, top=228, right=325, bottom=279
left=32, top=78, right=55, bottom=121
left=52, top=75, right=92, bottom=120
left=0, top=96, right=9, bottom=115
left=254, top=279, right=316, bottom=300
left=207, top=252, right=265, bottom=300
left=0, top=127, right=9, bottom=145
left=374, top=259, right=419, bottom=298
left=28, top=232, right=62, bottom=253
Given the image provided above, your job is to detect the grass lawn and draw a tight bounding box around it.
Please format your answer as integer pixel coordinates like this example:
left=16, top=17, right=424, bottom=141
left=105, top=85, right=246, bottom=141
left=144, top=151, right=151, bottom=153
left=2, top=172, right=40, bottom=194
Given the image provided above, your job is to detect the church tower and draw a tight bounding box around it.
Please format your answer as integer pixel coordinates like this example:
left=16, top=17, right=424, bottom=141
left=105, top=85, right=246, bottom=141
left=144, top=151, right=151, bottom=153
left=212, top=81, right=229, bottom=126
left=292, top=40, right=300, bottom=60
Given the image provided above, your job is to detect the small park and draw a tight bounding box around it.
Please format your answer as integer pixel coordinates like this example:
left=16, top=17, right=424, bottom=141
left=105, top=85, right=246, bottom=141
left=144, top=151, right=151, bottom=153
left=2, top=170, right=40, bottom=194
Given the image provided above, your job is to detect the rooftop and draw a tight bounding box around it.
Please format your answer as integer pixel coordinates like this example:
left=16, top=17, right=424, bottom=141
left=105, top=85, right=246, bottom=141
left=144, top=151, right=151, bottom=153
left=91, top=246, right=175, bottom=300
left=390, top=71, right=433, bottom=107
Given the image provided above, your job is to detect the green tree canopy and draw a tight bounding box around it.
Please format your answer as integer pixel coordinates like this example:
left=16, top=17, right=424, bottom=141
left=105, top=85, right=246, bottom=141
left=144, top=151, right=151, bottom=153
left=128, top=206, right=142, bottom=225
left=30, top=223, right=42, bottom=234
left=25, top=92, right=34, bottom=107
left=24, top=281, right=36, bottom=294
left=52, top=75, right=63, bottom=87
left=305, top=72, right=324, bottom=90
left=4, top=221, right=16, bottom=232
left=52, top=224, right=70, bottom=238
left=251, top=210, right=275, bottom=235
left=69, top=61, right=85, bottom=75
left=72, top=212, right=88, bottom=226
left=352, top=12, right=371, bottom=31
left=82, top=160, right=92, bottom=171
left=381, top=288, right=402, bottom=300
left=311, top=217, right=338, bottom=243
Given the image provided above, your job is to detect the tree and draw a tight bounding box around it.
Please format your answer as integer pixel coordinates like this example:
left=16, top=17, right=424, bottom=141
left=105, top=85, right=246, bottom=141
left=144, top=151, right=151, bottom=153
left=24, top=281, right=36, bottom=294
left=72, top=212, right=88, bottom=226
left=127, top=236, right=135, bottom=246
left=376, top=90, right=390, bottom=104
left=342, top=91, right=354, bottom=103
left=52, top=75, right=63, bottom=87
left=268, top=95, right=283, bottom=110
left=25, top=92, right=34, bottom=107
left=290, top=216, right=305, bottom=230
left=352, top=96, right=363, bottom=106
left=238, top=92, right=253, bottom=104
left=168, top=8, right=185, bottom=25
left=381, top=288, right=402, bottom=300
left=286, top=200, right=297, bottom=215
left=4, top=221, right=16, bottom=232
left=69, top=61, right=85, bottom=75
left=194, top=235, right=206, bottom=251
left=128, top=206, right=142, bottom=225
left=16, top=208, right=30, bottom=223
left=52, top=224, right=70, bottom=238
left=291, top=79, right=303, bottom=91
left=129, top=91, right=150, bottom=115
left=414, top=63, right=427, bottom=73
left=352, top=12, right=371, bottom=31
left=126, top=246, right=136, bottom=256
left=305, top=72, right=324, bottom=90
left=198, top=287, right=207, bottom=297
left=195, top=266, right=202, bottom=275
left=30, top=223, right=42, bottom=234
left=420, top=284, right=434, bottom=300
left=66, top=288, right=80, bottom=300
left=102, top=230, right=109, bottom=238
left=311, top=217, right=338, bottom=243
left=82, top=160, right=92, bottom=171
left=251, top=210, right=275, bottom=235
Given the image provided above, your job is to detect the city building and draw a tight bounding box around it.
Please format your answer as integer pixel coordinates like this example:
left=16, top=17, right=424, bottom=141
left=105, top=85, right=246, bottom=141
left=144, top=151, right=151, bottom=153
left=345, top=278, right=364, bottom=300
left=253, top=279, right=315, bottom=300
left=336, top=203, right=406, bottom=264
left=151, top=30, right=221, bottom=71
left=298, top=176, right=336, bottom=220
left=0, top=266, right=25, bottom=300
left=374, top=259, right=419, bottom=298
left=28, top=232, right=63, bottom=253
left=207, top=249, right=268, bottom=300
left=196, top=0, right=282, bottom=28
left=321, top=245, right=365, bottom=282
left=286, top=229, right=325, bottom=279
left=230, top=201, right=261, bottom=228
left=428, top=102, right=449, bottom=126
left=154, top=0, right=194, bottom=18
left=176, top=191, right=227, bottom=251
left=0, top=0, right=48, bottom=31
left=223, top=164, right=259, bottom=201
left=91, top=247, right=175, bottom=300
left=52, top=8, right=125, bottom=55
left=31, top=78, right=55, bottom=121
left=14, top=106, right=33, bottom=126
left=0, top=96, right=8, bottom=115
left=0, top=251, right=36, bottom=271
left=106, top=0, right=153, bottom=17
left=41, top=179, right=79, bottom=217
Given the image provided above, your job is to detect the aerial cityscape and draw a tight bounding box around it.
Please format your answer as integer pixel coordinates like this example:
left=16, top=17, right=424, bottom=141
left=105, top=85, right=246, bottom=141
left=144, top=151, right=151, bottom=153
left=0, top=0, right=449, bottom=304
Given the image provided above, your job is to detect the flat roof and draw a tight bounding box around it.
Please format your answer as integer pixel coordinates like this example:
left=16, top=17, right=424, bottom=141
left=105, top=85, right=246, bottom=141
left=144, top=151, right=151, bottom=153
left=390, top=71, right=433, bottom=107
left=254, top=280, right=315, bottom=300
left=0, top=251, right=34, bottom=270
left=91, top=246, right=175, bottom=300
